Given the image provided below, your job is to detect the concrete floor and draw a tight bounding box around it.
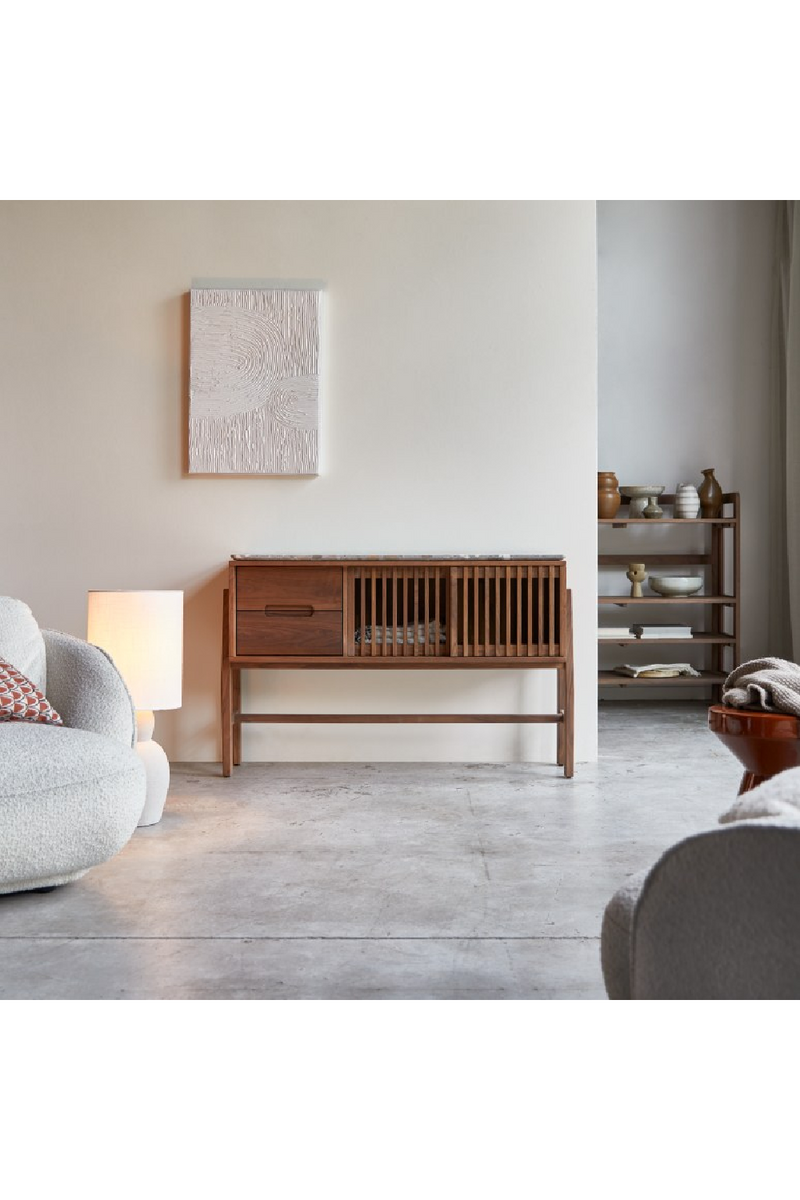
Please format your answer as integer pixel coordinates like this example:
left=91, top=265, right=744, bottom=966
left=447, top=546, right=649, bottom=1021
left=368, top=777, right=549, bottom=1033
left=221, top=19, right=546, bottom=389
left=0, top=702, right=741, bottom=999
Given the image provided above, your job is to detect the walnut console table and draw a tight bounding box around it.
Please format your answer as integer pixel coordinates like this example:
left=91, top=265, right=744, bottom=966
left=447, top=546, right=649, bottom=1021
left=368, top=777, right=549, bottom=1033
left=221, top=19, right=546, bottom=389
left=221, top=555, right=574, bottom=778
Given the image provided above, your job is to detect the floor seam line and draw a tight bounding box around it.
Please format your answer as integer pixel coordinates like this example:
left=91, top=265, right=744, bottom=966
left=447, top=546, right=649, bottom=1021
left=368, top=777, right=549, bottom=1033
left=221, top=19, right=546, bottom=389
left=0, top=934, right=601, bottom=943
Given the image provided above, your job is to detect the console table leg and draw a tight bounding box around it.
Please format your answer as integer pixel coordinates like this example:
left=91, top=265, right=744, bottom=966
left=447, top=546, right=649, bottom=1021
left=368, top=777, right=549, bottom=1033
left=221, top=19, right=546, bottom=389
left=233, top=667, right=242, bottom=766
left=557, top=665, right=566, bottom=767
left=563, top=589, right=575, bottom=779
left=221, top=588, right=233, bottom=777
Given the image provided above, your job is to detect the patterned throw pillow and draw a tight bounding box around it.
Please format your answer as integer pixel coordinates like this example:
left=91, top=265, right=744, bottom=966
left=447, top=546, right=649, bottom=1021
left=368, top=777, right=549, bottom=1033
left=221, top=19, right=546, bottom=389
left=0, top=659, right=63, bottom=725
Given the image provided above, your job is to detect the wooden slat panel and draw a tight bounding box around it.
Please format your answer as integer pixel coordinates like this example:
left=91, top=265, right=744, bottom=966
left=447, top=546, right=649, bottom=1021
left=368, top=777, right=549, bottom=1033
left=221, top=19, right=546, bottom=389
left=548, top=569, right=556, bottom=656
left=359, top=571, right=366, bottom=657
left=516, top=569, right=522, bottom=656
left=404, top=571, right=412, bottom=658
left=484, top=567, right=491, bottom=657
left=465, top=564, right=472, bottom=657
left=370, top=569, right=377, bottom=657
left=450, top=569, right=459, bottom=657
left=423, top=566, right=430, bottom=656
left=527, top=566, right=534, bottom=656
left=539, top=566, right=546, bottom=653
left=381, top=571, right=387, bottom=657
left=505, top=565, right=512, bottom=657
left=493, top=568, right=500, bottom=656
left=474, top=566, right=480, bottom=657
left=392, top=568, right=398, bottom=658
left=434, top=567, right=441, bottom=657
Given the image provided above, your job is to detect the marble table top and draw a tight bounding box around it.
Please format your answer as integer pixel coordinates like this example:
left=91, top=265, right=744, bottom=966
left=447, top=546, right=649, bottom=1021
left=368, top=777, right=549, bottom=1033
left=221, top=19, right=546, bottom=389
left=231, top=554, right=565, bottom=561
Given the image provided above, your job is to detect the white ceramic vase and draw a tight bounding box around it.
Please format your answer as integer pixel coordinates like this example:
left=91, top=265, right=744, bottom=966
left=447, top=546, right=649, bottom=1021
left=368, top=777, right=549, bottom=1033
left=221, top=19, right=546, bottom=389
left=674, top=483, right=701, bottom=519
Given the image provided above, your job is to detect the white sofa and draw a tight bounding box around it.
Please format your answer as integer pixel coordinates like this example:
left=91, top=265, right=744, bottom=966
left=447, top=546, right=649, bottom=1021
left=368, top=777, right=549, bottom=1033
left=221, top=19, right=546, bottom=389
left=0, top=597, right=146, bottom=894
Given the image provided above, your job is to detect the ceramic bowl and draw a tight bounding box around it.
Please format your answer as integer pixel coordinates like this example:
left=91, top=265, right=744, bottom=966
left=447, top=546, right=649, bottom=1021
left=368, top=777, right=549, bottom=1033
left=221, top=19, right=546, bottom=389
left=619, top=485, right=666, bottom=499
left=648, top=575, right=703, bottom=597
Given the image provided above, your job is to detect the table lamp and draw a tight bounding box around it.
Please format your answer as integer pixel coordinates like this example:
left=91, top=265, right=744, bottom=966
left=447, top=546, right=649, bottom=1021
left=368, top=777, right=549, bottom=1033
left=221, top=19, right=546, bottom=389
left=87, top=590, right=184, bottom=827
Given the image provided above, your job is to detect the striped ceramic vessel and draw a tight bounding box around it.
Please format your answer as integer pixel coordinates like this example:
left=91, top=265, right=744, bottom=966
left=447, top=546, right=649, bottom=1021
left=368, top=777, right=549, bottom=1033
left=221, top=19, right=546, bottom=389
left=674, top=483, right=701, bottom=519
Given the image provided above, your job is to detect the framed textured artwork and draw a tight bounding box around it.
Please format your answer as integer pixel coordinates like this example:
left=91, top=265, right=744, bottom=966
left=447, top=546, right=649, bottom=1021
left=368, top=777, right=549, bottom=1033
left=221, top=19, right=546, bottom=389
left=188, top=281, right=322, bottom=475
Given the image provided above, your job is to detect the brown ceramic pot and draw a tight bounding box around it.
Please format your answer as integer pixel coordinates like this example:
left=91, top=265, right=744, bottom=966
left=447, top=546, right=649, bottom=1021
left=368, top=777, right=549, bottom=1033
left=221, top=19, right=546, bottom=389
left=598, top=471, right=621, bottom=519
left=698, top=468, right=722, bottom=518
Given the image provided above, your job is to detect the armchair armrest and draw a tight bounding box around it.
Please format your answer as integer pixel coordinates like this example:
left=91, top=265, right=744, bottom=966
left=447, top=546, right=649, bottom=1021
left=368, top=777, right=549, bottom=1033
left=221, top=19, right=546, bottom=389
left=42, top=630, right=136, bottom=748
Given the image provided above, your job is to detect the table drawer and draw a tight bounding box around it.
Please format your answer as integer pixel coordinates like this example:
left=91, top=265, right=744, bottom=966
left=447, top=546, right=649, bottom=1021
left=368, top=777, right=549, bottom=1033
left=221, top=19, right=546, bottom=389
left=236, top=566, right=342, bottom=611
left=237, top=610, right=343, bottom=656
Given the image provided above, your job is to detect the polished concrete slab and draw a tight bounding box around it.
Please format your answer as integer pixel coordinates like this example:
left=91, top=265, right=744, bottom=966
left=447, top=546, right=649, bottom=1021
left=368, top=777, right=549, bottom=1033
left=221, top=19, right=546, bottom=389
left=0, top=702, right=740, bottom=999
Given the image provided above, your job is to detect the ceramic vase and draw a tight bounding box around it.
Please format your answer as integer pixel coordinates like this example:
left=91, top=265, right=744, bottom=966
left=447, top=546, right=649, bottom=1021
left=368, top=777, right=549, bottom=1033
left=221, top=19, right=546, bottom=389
left=626, top=563, right=647, bottom=598
left=698, top=468, right=722, bottom=518
left=598, top=471, right=621, bottom=519
left=674, top=483, right=701, bottom=519
left=643, top=496, right=663, bottom=519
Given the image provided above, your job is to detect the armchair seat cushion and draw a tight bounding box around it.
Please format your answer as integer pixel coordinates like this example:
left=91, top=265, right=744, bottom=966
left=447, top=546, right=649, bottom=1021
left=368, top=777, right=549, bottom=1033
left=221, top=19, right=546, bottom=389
left=0, top=722, right=145, bottom=894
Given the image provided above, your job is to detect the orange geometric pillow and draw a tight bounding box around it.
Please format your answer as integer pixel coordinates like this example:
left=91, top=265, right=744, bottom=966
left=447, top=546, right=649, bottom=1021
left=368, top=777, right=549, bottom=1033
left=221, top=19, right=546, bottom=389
left=0, top=659, right=63, bottom=725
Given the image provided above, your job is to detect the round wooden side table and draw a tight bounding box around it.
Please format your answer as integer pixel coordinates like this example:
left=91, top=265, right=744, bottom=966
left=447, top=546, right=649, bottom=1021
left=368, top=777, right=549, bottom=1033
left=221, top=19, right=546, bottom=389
left=708, top=705, right=800, bottom=795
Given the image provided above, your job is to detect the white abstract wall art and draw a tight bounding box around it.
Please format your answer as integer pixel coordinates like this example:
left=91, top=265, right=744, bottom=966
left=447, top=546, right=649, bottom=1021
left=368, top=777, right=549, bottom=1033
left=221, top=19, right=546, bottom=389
left=189, top=284, right=321, bottom=475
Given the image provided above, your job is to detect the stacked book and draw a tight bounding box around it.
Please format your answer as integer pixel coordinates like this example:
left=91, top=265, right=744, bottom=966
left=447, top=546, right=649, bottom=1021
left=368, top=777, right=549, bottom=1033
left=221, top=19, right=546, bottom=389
left=598, top=623, right=632, bottom=639
left=631, top=623, right=693, bottom=639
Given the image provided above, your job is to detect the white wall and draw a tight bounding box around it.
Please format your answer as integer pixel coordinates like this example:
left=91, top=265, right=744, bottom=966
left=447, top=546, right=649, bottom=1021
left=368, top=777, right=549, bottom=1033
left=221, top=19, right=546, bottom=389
left=1, top=201, right=598, bottom=763
left=598, top=201, right=775, bottom=692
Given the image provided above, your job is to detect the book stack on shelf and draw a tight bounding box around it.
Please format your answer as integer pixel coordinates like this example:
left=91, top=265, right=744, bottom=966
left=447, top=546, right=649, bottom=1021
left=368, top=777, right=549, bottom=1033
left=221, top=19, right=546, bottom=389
left=631, top=623, right=693, bottom=640
left=598, top=621, right=632, bottom=640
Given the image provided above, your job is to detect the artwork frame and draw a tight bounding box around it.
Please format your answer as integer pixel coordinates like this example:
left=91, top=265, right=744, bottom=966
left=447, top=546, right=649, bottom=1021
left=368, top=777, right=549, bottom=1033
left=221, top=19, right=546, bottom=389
left=188, top=280, right=323, bottom=476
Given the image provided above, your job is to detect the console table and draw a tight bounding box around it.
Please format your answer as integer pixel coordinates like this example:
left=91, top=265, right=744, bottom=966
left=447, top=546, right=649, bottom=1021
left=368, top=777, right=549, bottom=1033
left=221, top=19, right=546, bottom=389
left=221, top=555, right=574, bottom=777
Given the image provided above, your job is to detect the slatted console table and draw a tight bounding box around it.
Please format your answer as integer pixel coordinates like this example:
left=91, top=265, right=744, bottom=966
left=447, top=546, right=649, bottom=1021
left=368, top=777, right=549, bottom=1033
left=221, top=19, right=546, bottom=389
left=221, top=555, right=574, bottom=778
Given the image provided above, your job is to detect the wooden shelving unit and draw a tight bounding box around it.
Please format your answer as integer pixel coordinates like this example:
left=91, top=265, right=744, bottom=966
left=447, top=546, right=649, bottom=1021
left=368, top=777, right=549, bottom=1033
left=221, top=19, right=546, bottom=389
left=598, top=492, right=740, bottom=699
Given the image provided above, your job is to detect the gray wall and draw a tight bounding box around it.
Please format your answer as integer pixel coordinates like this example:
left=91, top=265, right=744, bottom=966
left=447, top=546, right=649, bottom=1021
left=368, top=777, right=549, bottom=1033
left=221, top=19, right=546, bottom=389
left=598, top=200, right=775, bottom=690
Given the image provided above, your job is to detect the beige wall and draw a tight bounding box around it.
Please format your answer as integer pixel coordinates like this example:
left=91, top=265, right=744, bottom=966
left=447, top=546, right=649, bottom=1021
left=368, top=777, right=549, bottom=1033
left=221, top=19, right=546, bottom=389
left=1, top=201, right=598, bottom=763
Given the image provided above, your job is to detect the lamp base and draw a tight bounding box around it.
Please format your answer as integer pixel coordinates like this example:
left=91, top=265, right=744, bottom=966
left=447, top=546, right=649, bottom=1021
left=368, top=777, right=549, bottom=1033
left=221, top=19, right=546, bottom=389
left=135, top=710, right=170, bottom=827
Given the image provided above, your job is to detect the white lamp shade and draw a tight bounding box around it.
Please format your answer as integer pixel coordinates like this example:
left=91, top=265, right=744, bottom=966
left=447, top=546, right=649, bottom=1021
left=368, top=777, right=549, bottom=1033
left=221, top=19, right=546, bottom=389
left=87, top=591, right=183, bottom=711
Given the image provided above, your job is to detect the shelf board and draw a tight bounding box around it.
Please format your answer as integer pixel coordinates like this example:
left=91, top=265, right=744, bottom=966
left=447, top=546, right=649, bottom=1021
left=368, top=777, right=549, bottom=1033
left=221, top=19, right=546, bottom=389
left=598, top=596, right=736, bottom=605
left=599, top=518, right=736, bottom=526
left=598, top=554, right=712, bottom=566
left=598, top=634, right=736, bottom=645
left=599, top=670, right=727, bottom=686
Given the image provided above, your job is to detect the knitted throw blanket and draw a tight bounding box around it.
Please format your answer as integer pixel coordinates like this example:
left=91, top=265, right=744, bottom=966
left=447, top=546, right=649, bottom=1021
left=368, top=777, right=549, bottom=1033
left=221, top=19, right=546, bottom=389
left=722, top=657, right=800, bottom=717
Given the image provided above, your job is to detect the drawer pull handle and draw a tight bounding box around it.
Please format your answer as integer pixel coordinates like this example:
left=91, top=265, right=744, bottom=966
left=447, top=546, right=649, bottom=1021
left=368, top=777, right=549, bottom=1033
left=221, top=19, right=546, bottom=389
left=264, top=605, right=315, bottom=618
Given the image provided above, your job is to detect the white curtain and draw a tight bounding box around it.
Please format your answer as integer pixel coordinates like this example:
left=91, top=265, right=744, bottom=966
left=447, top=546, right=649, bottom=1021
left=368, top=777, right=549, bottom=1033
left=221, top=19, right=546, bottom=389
left=770, top=201, right=800, bottom=659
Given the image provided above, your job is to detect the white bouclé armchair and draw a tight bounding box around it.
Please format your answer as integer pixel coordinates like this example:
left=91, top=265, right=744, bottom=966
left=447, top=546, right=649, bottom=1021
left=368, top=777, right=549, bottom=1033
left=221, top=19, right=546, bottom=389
left=602, top=766, right=800, bottom=1000
left=0, top=597, right=146, bottom=894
